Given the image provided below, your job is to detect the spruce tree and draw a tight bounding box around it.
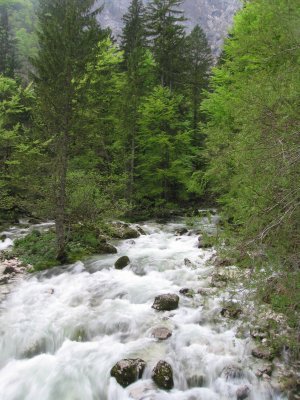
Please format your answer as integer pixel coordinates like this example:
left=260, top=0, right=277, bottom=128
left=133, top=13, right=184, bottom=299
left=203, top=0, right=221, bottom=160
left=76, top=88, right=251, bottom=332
left=146, top=0, right=186, bottom=90
left=0, top=2, right=17, bottom=77
left=121, top=0, right=146, bottom=66
left=32, top=0, right=102, bottom=262
left=120, top=0, right=154, bottom=206
left=185, top=24, right=212, bottom=142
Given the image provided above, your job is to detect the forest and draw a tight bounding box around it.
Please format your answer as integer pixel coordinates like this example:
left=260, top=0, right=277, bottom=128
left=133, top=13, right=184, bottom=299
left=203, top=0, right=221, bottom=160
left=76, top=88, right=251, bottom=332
left=0, top=0, right=299, bottom=398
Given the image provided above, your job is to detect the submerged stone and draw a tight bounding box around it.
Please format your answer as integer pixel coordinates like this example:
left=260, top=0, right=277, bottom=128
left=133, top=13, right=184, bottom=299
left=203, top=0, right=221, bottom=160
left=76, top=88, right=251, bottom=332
left=152, top=327, right=172, bottom=340
left=221, top=365, right=244, bottom=380
left=115, top=256, right=130, bottom=270
left=152, top=360, right=174, bottom=390
left=179, top=288, right=194, bottom=298
left=111, top=358, right=146, bottom=388
left=152, top=294, right=179, bottom=311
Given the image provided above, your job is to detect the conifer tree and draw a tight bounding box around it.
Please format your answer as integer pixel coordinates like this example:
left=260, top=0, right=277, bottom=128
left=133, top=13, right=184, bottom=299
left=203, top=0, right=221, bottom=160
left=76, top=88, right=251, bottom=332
left=0, top=2, right=17, bottom=77
left=32, top=0, right=102, bottom=262
left=146, top=0, right=186, bottom=90
left=120, top=0, right=154, bottom=205
left=185, top=24, right=212, bottom=142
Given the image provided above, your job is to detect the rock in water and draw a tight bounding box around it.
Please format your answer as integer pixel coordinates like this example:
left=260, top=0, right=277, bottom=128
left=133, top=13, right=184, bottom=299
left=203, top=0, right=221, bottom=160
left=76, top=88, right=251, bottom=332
left=236, top=385, right=250, bottom=400
left=179, top=288, right=194, bottom=298
left=175, top=228, right=188, bottom=236
left=115, top=256, right=130, bottom=270
left=98, top=242, right=117, bottom=254
left=221, top=365, right=244, bottom=380
left=111, top=359, right=146, bottom=388
left=111, top=222, right=140, bottom=239
left=152, top=294, right=179, bottom=311
left=152, top=360, right=174, bottom=390
left=152, top=327, right=172, bottom=340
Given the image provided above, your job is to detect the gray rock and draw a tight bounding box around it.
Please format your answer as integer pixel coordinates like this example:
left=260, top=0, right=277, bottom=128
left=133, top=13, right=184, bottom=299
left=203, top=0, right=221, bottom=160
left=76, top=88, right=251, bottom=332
left=236, top=385, right=250, bottom=400
left=256, top=364, right=273, bottom=378
left=111, top=358, right=146, bottom=388
left=152, top=327, right=172, bottom=340
left=252, top=347, right=273, bottom=360
left=152, top=294, right=179, bottom=311
left=115, top=256, right=130, bottom=270
left=98, top=242, right=117, bottom=254
left=111, top=222, right=140, bottom=239
left=152, top=360, right=174, bottom=390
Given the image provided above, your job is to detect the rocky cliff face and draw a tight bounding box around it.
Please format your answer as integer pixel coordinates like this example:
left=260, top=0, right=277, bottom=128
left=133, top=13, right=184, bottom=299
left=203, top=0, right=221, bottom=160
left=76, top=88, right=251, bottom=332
left=98, top=0, right=241, bottom=55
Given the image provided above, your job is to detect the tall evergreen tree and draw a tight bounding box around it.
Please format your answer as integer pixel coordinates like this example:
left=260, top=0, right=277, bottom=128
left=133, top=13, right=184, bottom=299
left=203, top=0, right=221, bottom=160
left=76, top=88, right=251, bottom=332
left=185, top=24, right=212, bottom=142
left=32, top=0, right=102, bottom=261
left=146, top=0, right=186, bottom=90
left=0, top=2, right=17, bottom=77
left=120, top=0, right=154, bottom=206
left=121, top=0, right=146, bottom=65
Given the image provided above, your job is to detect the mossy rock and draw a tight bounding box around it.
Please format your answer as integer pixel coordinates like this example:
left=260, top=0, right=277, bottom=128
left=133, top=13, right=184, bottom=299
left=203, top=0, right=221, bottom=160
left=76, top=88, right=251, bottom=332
left=152, top=294, right=179, bottom=311
left=111, top=358, right=146, bottom=388
left=115, top=256, right=130, bottom=270
left=152, top=360, right=174, bottom=390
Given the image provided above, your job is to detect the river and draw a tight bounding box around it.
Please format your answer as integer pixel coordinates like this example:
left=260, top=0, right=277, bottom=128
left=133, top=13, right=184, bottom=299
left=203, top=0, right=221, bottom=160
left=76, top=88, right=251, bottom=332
left=0, top=220, right=286, bottom=400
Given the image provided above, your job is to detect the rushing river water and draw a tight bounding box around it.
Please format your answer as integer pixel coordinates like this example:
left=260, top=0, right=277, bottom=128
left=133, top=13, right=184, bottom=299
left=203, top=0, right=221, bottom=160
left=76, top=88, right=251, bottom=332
left=0, top=220, right=286, bottom=400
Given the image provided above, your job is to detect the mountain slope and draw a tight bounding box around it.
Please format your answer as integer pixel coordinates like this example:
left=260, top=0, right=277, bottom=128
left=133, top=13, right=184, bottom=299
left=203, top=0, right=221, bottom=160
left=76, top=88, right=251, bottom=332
left=98, top=0, right=241, bottom=55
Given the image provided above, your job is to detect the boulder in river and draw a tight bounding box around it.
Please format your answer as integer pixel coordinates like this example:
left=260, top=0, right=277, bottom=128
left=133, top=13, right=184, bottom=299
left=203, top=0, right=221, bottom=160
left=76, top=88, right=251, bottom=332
left=111, top=358, right=146, bottom=388
left=115, top=256, right=130, bottom=270
left=111, top=222, right=140, bottom=239
left=151, top=327, right=172, bottom=340
left=98, top=242, right=117, bottom=254
left=152, top=360, right=174, bottom=390
left=236, top=385, right=250, bottom=400
left=152, top=294, right=179, bottom=311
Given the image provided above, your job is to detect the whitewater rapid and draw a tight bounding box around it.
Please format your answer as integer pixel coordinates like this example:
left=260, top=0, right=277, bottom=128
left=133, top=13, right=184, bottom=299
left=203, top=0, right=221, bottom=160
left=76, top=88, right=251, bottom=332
left=0, top=221, right=286, bottom=400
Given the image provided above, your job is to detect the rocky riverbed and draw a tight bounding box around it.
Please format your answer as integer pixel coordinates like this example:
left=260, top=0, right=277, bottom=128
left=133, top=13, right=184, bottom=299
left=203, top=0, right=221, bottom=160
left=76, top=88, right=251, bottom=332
left=0, top=219, right=297, bottom=399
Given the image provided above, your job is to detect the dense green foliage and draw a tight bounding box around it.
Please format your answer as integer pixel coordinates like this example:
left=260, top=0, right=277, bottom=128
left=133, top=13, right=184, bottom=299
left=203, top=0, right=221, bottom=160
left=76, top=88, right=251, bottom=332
left=0, top=75, right=37, bottom=222
left=202, top=0, right=300, bottom=337
left=0, top=0, right=38, bottom=79
left=0, top=0, right=212, bottom=257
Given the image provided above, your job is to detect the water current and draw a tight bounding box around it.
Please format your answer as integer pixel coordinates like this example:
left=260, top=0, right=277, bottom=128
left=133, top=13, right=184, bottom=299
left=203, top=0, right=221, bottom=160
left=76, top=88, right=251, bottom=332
left=0, top=220, right=287, bottom=400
